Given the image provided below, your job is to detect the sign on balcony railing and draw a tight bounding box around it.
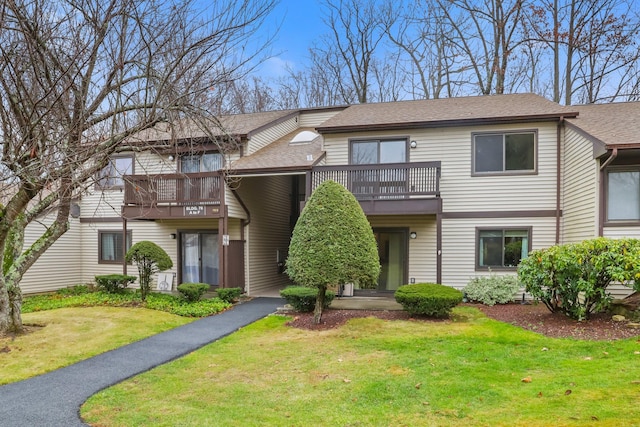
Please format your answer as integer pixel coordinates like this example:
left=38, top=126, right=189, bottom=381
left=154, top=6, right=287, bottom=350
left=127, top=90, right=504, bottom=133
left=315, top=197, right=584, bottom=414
left=124, top=172, right=222, bottom=206
left=311, top=161, right=440, bottom=200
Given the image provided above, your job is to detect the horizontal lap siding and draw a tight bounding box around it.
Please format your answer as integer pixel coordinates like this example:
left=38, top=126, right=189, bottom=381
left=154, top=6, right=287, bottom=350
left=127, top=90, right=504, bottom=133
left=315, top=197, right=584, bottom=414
left=20, top=216, right=83, bottom=294
left=235, top=176, right=294, bottom=295
left=563, top=129, right=598, bottom=243
left=368, top=215, right=437, bottom=285
left=80, top=218, right=218, bottom=285
left=442, top=217, right=557, bottom=289
left=299, top=110, right=343, bottom=127
left=247, top=116, right=299, bottom=155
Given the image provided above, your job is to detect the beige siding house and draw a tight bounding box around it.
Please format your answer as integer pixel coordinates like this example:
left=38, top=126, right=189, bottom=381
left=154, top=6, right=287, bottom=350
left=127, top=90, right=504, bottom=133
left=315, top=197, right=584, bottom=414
left=17, top=94, right=640, bottom=300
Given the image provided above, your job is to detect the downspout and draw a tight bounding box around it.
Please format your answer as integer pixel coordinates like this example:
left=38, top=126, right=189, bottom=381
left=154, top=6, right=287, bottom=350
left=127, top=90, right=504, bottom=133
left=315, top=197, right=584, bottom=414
left=122, top=216, right=128, bottom=275
left=555, top=116, right=564, bottom=244
left=219, top=174, right=227, bottom=288
left=598, top=148, right=618, bottom=236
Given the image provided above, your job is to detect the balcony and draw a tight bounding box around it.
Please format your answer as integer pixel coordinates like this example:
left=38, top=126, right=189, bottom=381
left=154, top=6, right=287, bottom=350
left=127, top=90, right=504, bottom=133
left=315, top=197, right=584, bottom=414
left=122, top=172, right=223, bottom=219
left=309, top=161, right=441, bottom=215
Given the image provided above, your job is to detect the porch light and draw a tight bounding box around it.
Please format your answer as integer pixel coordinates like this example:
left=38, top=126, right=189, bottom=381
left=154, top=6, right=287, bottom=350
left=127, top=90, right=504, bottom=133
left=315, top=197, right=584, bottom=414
left=169, top=233, right=177, bottom=239
left=168, top=155, right=175, bottom=161
left=409, top=231, right=417, bottom=239
left=410, top=140, right=417, bottom=149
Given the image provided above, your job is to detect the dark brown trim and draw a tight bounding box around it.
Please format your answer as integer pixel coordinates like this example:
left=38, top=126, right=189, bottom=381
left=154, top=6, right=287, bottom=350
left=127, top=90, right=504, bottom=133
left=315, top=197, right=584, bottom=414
left=471, top=129, right=538, bottom=176
left=228, top=166, right=312, bottom=175
left=246, top=111, right=300, bottom=139
left=602, top=165, right=640, bottom=226
left=122, top=219, right=128, bottom=275
left=348, top=137, right=410, bottom=164
left=95, top=154, right=135, bottom=191
left=442, top=210, right=561, bottom=219
left=80, top=217, right=124, bottom=223
left=317, top=114, right=574, bottom=134
left=436, top=213, right=442, bottom=284
left=475, top=226, right=533, bottom=271
left=372, top=227, right=409, bottom=290
left=599, top=164, right=605, bottom=236
left=98, top=229, right=132, bottom=265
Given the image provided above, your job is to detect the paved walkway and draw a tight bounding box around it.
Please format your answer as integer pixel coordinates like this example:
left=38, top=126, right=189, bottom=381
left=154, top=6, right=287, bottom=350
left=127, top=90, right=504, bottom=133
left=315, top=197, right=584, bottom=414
left=0, top=298, right=283, bottom=427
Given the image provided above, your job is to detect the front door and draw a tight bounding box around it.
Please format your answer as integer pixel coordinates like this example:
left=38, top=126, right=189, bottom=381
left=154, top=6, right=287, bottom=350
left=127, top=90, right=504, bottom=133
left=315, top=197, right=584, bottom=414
left=181, top=232, right=218, bottom=286
left=375, top=230, right=407, bottom=292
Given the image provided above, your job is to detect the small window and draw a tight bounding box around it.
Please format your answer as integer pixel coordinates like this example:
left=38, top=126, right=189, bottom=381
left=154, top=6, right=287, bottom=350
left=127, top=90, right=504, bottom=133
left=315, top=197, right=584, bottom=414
left=98, top=156, right=133, bottom=188
left=351, top=139, right=407, bottom=164
left=607, top=169, right=640, bottom=221
left=473, top=132, right=535, bottom=174
left=180, top=153, right=223, bottom=173
left=99, top=231, right=132, bottom=264
left=477, top=228, right=530, bottom=269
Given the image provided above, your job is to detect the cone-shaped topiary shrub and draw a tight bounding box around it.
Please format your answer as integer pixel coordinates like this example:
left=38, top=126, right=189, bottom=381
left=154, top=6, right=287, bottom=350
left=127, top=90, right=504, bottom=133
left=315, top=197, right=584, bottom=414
left=286, top=180, right=380, bottom=324
left=126, top=241, right=173, bottom=301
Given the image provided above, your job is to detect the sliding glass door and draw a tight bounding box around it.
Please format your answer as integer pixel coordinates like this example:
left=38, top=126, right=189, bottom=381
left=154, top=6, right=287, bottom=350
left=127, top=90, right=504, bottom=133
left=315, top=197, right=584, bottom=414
left=181, top=232, right=219, bottom=286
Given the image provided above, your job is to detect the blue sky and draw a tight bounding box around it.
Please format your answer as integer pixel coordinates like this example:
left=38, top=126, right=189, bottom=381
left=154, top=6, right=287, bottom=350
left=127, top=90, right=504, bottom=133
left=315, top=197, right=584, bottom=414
left=256, top=0, right=325, bottom=78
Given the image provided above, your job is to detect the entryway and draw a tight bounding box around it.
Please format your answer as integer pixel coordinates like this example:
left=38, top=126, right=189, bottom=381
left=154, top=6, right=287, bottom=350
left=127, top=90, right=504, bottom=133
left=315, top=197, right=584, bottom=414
left=355, top=229, right=407, bottom=295
left=180, top=232, right=219, bottom=286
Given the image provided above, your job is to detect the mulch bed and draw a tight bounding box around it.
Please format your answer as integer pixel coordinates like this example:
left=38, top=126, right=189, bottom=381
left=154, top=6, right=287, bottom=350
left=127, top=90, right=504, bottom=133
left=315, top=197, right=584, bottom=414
left=286, top=303, right=640, bottom=340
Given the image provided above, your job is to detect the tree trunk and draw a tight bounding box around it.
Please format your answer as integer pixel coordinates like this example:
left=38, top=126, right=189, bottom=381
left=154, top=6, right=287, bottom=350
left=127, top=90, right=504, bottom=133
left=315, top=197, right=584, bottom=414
left=0, top=284, right=10, bottom=333
left=314, top=286, right=327, bottom=324
left=8, top=286, right=23, bottom=333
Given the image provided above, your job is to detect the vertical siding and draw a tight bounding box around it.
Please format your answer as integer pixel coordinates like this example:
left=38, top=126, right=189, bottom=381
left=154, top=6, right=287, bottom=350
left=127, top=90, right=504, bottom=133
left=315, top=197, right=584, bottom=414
left=442, top=217, right=557, bottom=289
left=247, top=116, right=299, bottom=155
left=368, top=215, right=437, bottom=285
left=563, top=128, right=598, bottom=242
left=20, top=216, right=83, bottom=294
left=235, top=175, right=294, bottom=295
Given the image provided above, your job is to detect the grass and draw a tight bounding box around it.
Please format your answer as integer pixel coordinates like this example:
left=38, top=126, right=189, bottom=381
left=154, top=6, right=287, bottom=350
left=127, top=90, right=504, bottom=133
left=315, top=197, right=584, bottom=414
left=0, top=307, right=193, bottom=385
left=81, top=306, right=640, bottom=427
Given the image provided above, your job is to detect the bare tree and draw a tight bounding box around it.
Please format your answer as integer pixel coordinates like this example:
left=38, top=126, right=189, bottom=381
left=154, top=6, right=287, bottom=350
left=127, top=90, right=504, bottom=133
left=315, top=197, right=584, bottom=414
left=525, top=0, right=640, bottom=104
left=436, top=0, right=528, bottom=95
left=0, top=0, right=276, bottom=334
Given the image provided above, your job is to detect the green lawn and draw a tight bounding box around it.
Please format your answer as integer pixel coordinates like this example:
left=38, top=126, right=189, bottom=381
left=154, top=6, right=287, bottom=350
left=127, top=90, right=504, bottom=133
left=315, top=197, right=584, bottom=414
left=82, top=307, right=640, bottom=426
left=0, top=307, right=193, bottom=385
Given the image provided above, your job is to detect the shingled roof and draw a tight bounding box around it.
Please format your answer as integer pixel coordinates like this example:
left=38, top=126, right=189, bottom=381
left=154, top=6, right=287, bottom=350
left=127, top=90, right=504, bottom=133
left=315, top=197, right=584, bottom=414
left=566, top=101, right=640, bottom=149
left=316, top=93, right=578, bottom=133
left=229, top=128, right=324, bottom=174
left=130, top=109, right=298, bottom=143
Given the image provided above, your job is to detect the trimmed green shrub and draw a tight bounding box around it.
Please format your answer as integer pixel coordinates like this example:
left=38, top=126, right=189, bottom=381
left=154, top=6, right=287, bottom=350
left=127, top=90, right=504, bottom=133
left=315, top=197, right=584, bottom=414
left=94, top=274, right=137, bottom=294
left=394, top=283, right=463, bottom=318
left=217, top=287, right=242, bottom=303
left=125, top=241, right=173, bottom=301
left=464, top=274, right=520, bottom=306
left=287, top=180, right=380, bottom=323
left=518, top=237, right=640, bottom=321
left=280, top=286, right=335, bottom=312
left=177, top=283, right=209, bottom=302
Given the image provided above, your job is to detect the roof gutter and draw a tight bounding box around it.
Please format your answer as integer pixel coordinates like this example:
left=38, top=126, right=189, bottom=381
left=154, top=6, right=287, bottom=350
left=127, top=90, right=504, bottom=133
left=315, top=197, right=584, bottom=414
left=599, top=147, right=618, bottom=170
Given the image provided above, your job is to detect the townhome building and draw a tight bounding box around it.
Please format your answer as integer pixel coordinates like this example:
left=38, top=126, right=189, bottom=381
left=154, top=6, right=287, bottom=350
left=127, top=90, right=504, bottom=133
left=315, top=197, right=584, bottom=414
left=18, top=94, right=640, bottom=299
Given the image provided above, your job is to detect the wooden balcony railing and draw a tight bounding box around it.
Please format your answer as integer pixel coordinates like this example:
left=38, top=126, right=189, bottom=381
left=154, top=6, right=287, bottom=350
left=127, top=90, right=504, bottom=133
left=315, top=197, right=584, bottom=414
left=123, top=172, right=222, bottom=206
left=310, top=161, right=440, bottom=200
